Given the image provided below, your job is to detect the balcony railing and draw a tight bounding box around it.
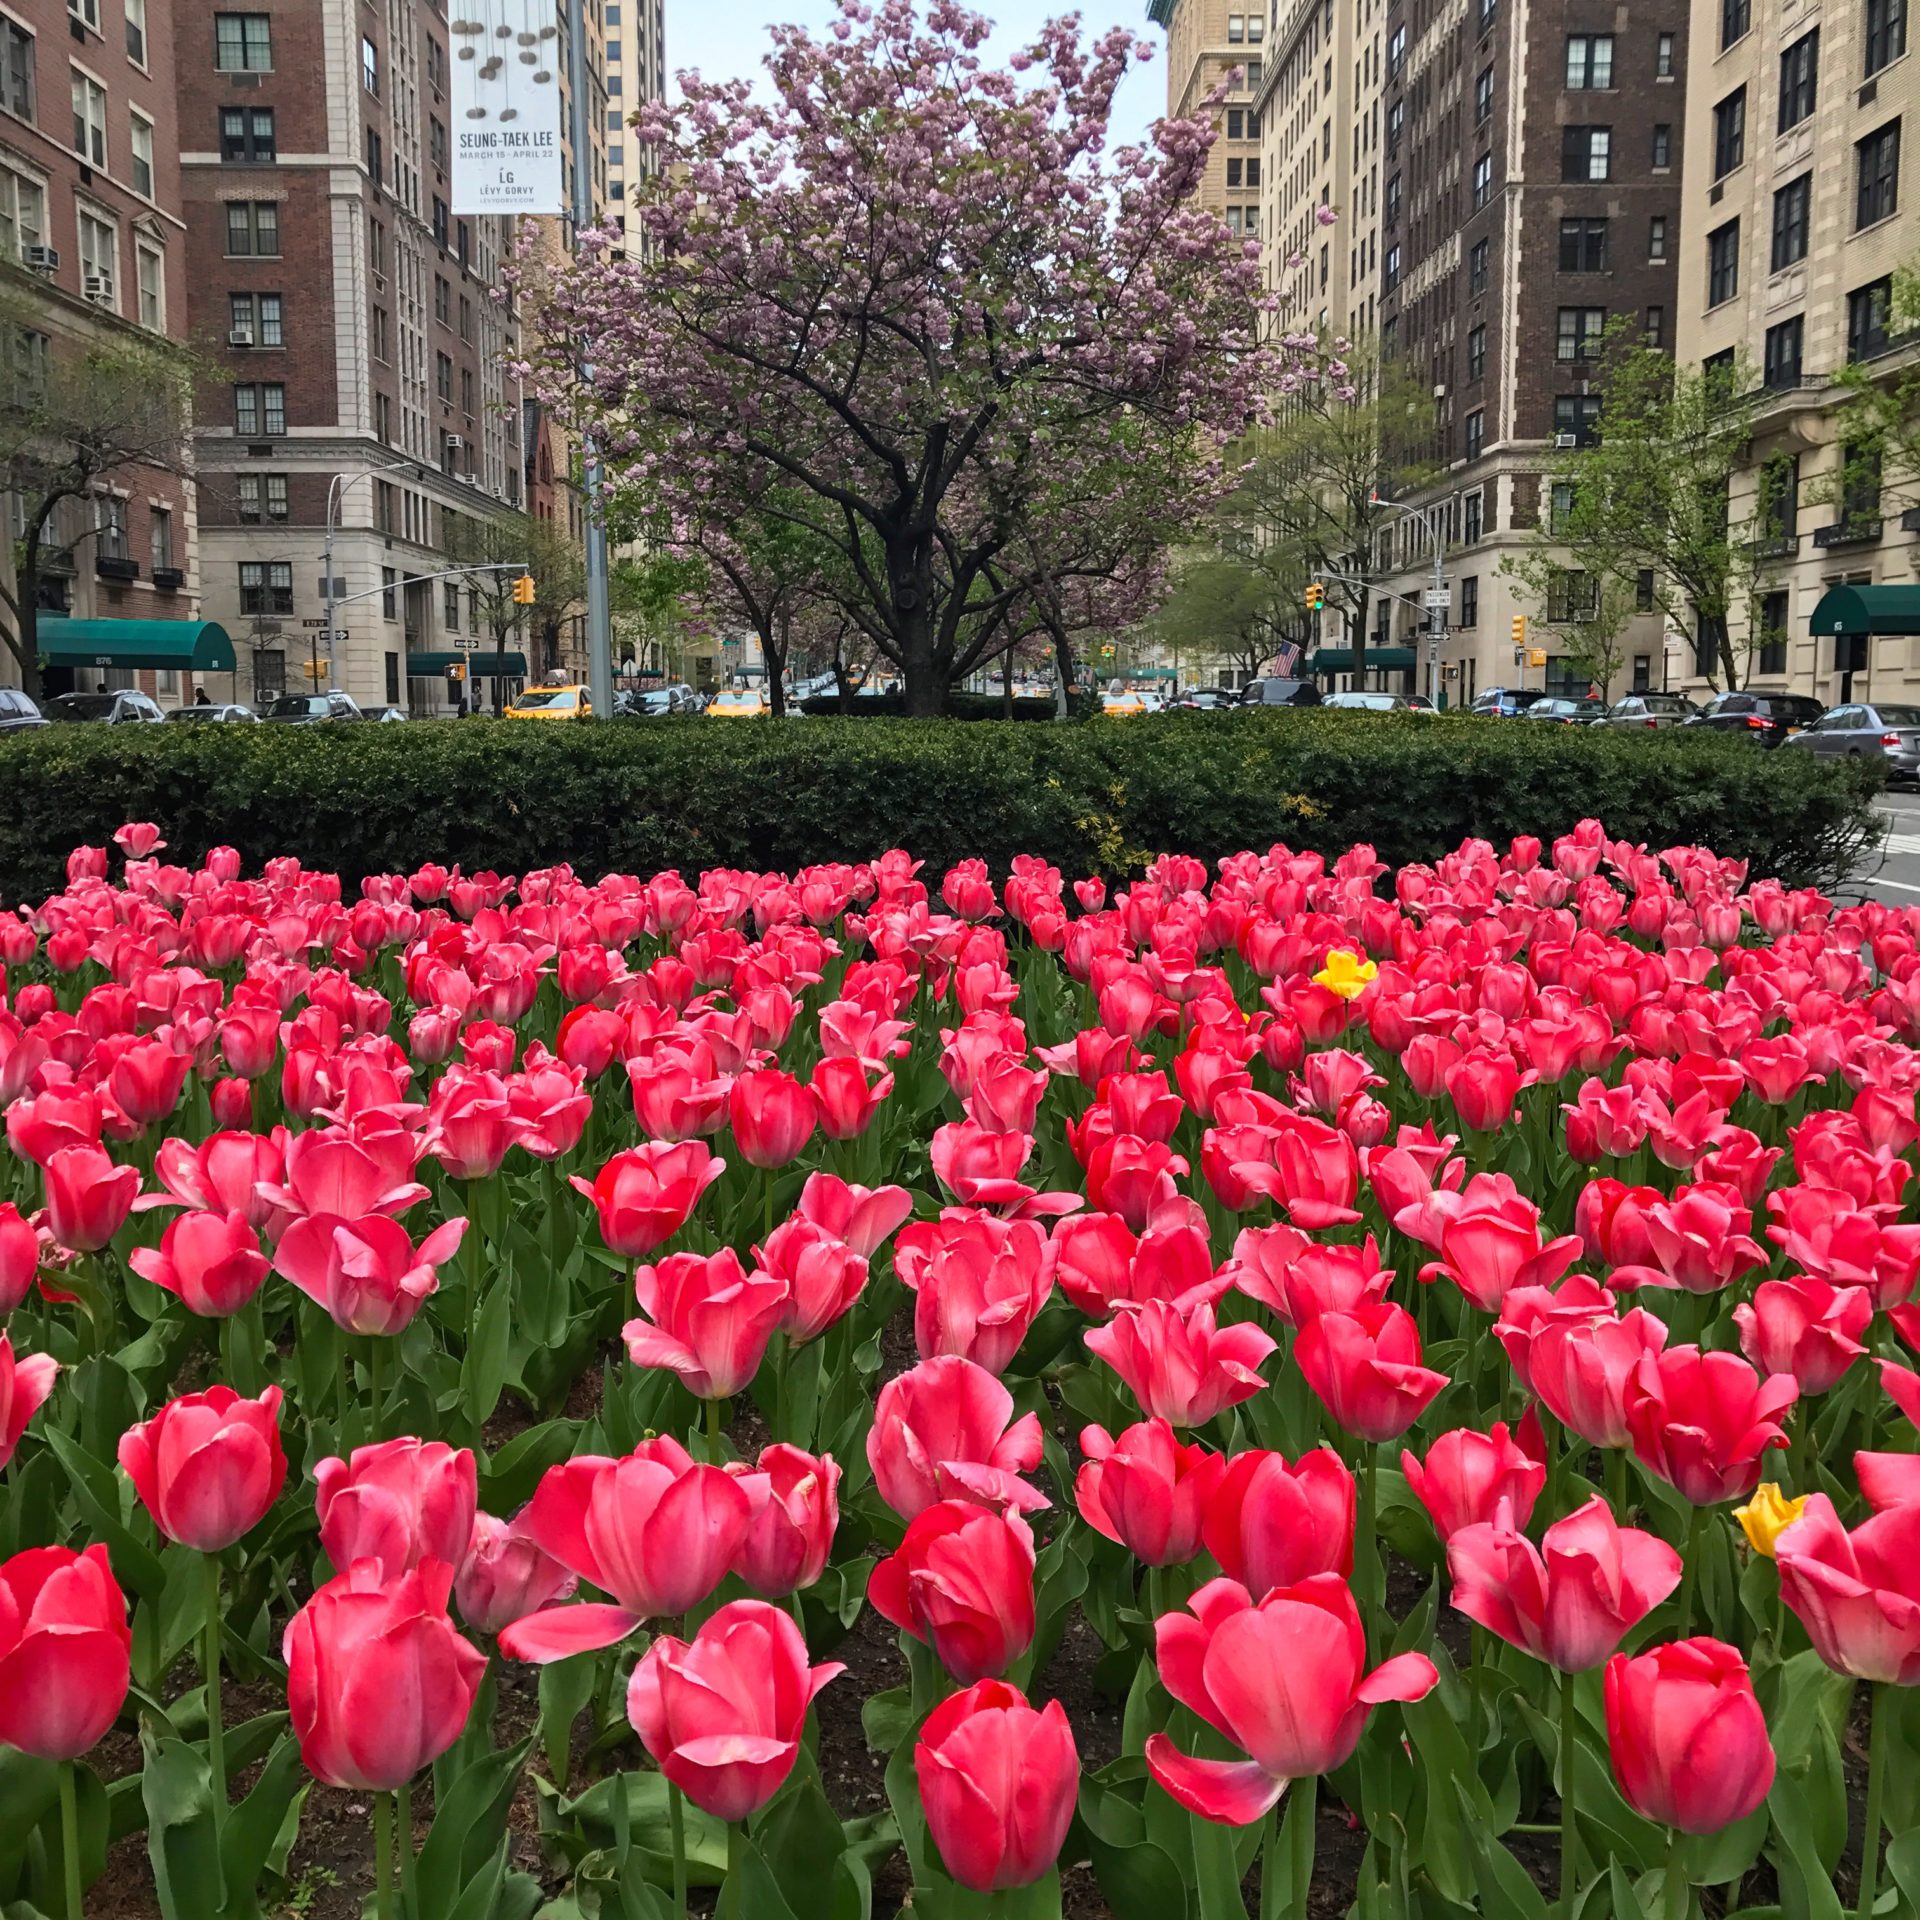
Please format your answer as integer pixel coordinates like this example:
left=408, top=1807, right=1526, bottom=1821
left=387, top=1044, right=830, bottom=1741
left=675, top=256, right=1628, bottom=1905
left=1813, top=519, right=1884, bottom=549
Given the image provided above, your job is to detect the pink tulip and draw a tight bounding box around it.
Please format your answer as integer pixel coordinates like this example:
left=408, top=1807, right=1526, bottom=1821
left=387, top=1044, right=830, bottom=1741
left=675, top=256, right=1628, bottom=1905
left=1416, top=1183, right=1581, bottom=1313
left=623, top=1248, right=789, bottom=1400
left=793, top=1172, right=913, bottom=1257
left=273, top=1213, right=467, bottom=1337
left=284, top=1559, right=486, bottom=1789
left=130, top=1210, right=271, bottom=1318
left=422, top=1066, right=516, bottom=1180
left=454, top=1512, right=579, bottom=1635
left=1529, top=1308, right=1669, bottom=1449
left=1200, top=1447, right=1355, bottom=1596
left=868, top=1500, right=1037, bottom=1684
left=1295, top=1304, right=1449, bottom=1443
left=42, top=1145, right=140, bottom=1253
left=1604, top=1639, right=1775, bottom=1834
left=728, top=1068, right=817, bottom=1169
left=0, top=1202, right=36, bottom=1315
left=118, top=1386, right=285, bottom=1553
left=1447, top=1497, right=1681, bottom=1670
left=894, top=1212, right=1053, bottom=1375
left=1144, top=1574, right=1438, bottom=1824
left=1402, top=1421, right=1545, bottom=1543
left=1733, top=1277, right=1871, bottom=1395
left=753, top=1217, right=869, bottom=1345
left=627, top=1599, right=843, bottom=1820
left=1228, top=1224, right=1393, bottom=1328
left=1776, top=1494, right=1920, bottom=1682
left=1076, top=1418, right=1225, bottom=1567
left=499, top=1439, right=752, bottom=1660
left=867, top=1356, right=1046, bottom=1521
left=262, top=1127, right=428, bottom=1223
left=147, top=1130, right=288, bottom=1233
left=570, top=1141, right=725, bottom=1258
left=0, top=1545, right=131, bottom=1759
left=1610, top=1183, right=1769, bottom=1295
left=916, top=1680, right=1079, bottom=1892
left=1084, top=1298, right=1277, bottom=1428
left=727, top=1444, right=840, bottom=1598
left=1624, top=1346, right=1796, bottom=1506
left=314, top=1438, right=477, bottom=1581
left=0, top=1334, right=56, bottom=1474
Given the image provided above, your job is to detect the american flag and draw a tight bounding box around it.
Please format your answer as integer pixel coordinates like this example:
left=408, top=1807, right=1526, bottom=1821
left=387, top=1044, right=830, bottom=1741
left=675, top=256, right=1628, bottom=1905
left=1272, top=641, right=1302, bottom=676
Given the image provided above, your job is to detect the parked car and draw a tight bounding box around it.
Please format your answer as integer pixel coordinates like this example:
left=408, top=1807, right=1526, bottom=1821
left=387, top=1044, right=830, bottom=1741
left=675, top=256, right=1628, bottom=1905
left=262, top=692, right=363, bottom=725
left=364, top=706, right=410, bottom=723
left=707, top=688, right=770, bottom=718
left=1595, top=693, right=1700, bottom=730
left=1469, top=687, right=1546, bottom=718
left=0, top=688, right=47, bottom=731
left=1240, top=677, right=1323, bottom=707
left=1521, top=696, right=1609, bottom=726
left=1684, top=689, right=1825, bottom=746
left=504, top=684, right=592, bottom=722
left=1406, top=694, right=1437, bottom=712
left=1101, top=690, right=1149, bottom=717
left=1323, top=690, right=1412, bottom=712
left=1173, top=689, right=1236, bottom=710
left=165, top=703, right=257, bottom=724
left=46, top=689, right=166, bottom=724
left=1784, top=702, right=1920, bottom=784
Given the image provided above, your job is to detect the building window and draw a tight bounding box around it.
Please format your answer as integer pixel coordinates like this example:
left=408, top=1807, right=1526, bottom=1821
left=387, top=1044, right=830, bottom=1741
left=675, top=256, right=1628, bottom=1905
left=431, top=196, right=448, bottom=247
left=1387, top=23, right=1406, bottom=70
left=1227, top=12, right=1245, bottom=38
left=124, top=0, right=144, bottom=63
left=361, top=34, right=378, bottom=94
left=0, top=166, right=44, bottom=263
left=1465, top=408, right=1485, bottom=459
left=1856, top=122, right=1901, bottom=229
left=443, top=581, right=460, bottom=630
left=1636, top=570, right=1656, bottom=611
left=1384, top=243, right=1401, bottom=291
left=214, top=13, right=271, bottom=70
left=239, top=560, right=292, bottom=616
left=1468, top=237, right=1489, bottom=291
left=1561, top=125, right=1611, bottom=180
left=1227, top=108, right=1244, bottom=138
left=460, top=367, right=473, bottom=414
left=364, top=128, right=382, bottom=183
left=1243, top=56, right=1262, bottom=88
left=1549, top=481, right=1578, bottom=533
left=367, top=218, right=386, bottom=276
left=1555, top=393, right=1602, bottom=445
left=1712, top=88, right=1746, bottom=177
left=129, top=113, right=155, bottom=198
left=1387, top=98, right=1405, bottom=151
left=434, top=274, right=449, bottom=324
left=1386, top=173, right=1402, bottom=222
left=458, top=294, right=472, bottom=341
left=0, top=21, right=33, bottom=122
left=1461, top=575, right=1480, bottom=625
left=1559, top=216, right=1608, bottom=271
left=1467, top=323, right=1486, bottom=379
left=1464, top=489, right=1484, bottom=542
left=435, top=351, right=452, bottom=402
left=135, top=243, right=162, bottom=329
left=225, top=201, right=278, bottom=255
left=236, top=473, right=288, bottom=521
left=220, top=108, right=276, bottom=163
left=229, top=291, right=282, bottom=346
left=1759, top=452, right=1800, bottom=539
left=1546, top=571, right=1599, bottom=622
left=1566, top=34, right=1614, bottom=86
left=1648, top=215, right=1668, bottom=260
left=1645, top=305, right=1664, bottom=345
left=1472, top=153, right=1492, bottom=207
left=1865, top=0, right=1906, bottom=75
left=1655, top=31, right=1675, bottom=75
left=1651, top=122, right=1672, bottom=168
left=1757, top=591, right=1789, bottom=675
left=1556, top=306, right=1606, bottom=359
left=77, top=209, right=116, bottom=306
left=1848, top=277, right=1893, bottom=360
left=374, top=391, right=392, bottom=442
left=1702, top=348, right=1737, bottom=394
left=1707, top=220, right=1740, bottom=306
left=232, top=381, right=284, bottom=437
left=1722, top=0, right=1750, bottom=47
left=1225, top=158, right=1242, bottom=188
left=70, top=69, right=105, bottom=166
left=1474, top=66, right=1493, bottom=122
left=381, top=567, right=397, bottom=620
left=1479, top=0, right=1496, bottom=30
left=1245, top=156, right=1261, bottom=187
left=150, top=506, right=171, bottom=572
left=1771, top=175, right=1810, bottom=270
left=94, top=493, right=126, bottom=559
left=1841, top=442, right=1883, bottom=524
left=1778, top=30, right=1817, bottom=131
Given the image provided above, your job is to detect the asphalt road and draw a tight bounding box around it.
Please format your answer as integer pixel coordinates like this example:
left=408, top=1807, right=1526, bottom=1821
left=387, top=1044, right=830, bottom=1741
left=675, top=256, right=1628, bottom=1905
left=1849, top=789, right=1920, bottom=904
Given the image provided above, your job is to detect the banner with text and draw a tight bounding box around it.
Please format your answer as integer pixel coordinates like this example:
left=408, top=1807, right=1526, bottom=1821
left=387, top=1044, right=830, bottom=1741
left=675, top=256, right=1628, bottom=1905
left=450, top=0, right=563, bottom=214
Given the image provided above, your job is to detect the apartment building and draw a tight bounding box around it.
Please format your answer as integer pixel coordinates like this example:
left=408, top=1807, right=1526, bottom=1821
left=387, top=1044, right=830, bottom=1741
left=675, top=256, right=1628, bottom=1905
left=0, top=0, right=204, bottom=698
left=1150, top=0, right=1265, bottom=227
left=1356, top=0, right=1688, bottom=703
left=1671, top=0, right=1915, bottom=702
left=604, top=0, right=659, bottom=256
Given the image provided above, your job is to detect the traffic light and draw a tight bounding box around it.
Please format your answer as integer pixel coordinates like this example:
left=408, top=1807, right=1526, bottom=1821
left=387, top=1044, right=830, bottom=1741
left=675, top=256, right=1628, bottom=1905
left=512, top=574, right=536, bottom=605
left=445, top=663, right=466, bottom=683
left=1511, top=615, right=1527, bottom=649
left=1304, top=582, right=1325, bottom=611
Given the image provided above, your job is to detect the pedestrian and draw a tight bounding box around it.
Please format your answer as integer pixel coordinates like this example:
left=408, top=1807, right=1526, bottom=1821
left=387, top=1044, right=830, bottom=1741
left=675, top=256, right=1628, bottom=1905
left=193, top=685, right=211, bottom=706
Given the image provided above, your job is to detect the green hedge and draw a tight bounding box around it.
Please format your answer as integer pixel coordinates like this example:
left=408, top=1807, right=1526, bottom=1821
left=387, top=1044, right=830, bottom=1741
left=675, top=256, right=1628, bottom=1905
left=795, top=691, right=1097, bottom=721
left=0, top=712, right=1882, bottom=904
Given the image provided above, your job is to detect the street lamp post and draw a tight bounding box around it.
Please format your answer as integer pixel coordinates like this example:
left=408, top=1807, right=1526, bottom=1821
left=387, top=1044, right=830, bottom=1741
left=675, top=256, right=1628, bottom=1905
left=323, top=459, right=418, bottom=689
left=1368, top=495, right=1449, bottom=707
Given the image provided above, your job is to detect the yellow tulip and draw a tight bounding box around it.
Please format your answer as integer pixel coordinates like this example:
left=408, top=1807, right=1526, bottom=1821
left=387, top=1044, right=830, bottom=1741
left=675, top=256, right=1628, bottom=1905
left=1313, top=949, right=1379, bottom=1001
left=1734, top=1483, right=1806, bottom=1559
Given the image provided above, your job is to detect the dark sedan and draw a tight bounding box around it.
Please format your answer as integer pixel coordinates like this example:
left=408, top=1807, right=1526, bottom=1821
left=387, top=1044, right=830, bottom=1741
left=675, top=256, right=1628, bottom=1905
left=1520, top=696, right=1609, bottom=726
left=1684, top=690, right=1825, bottom=746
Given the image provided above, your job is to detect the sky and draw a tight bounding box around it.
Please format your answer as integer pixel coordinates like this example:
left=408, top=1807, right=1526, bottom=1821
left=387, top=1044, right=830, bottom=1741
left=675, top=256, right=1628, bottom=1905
left=662, top=0, right=1166, bottom=151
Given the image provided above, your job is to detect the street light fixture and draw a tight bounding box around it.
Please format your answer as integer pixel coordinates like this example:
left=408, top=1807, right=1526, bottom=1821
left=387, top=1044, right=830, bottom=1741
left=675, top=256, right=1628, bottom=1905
left=322, top=458, right=421, bottom=686
left=1368, top=490, right=1449, bottom=708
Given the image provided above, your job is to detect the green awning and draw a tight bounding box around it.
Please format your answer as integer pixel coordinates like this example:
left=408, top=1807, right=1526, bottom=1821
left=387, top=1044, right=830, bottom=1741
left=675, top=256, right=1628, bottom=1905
left=408, top=651, right=527, bottom=675
left=38, top=618, right=235, bottom=673
left=1809, top=585, right=1920, bottom=638
left=1307, top=646, right=1418, bottom=673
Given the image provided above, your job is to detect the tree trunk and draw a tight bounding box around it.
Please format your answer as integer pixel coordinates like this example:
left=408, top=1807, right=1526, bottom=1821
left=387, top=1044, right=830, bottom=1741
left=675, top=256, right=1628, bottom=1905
left=889, top=539, right=945, bottom=716
left=12, top=534, right=44, bottom=702
left=764, top=606, right=788, bottom=719
left=1001, top=639, right=1014, bottom=719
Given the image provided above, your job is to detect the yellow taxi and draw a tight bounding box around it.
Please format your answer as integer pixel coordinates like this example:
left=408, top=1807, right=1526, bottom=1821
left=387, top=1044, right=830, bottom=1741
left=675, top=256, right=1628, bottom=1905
left=1100, top=690, right=1149, bottom=718
left=503, top=684, right=592, bottom=722
left=707, top=688, right=770, bottom=718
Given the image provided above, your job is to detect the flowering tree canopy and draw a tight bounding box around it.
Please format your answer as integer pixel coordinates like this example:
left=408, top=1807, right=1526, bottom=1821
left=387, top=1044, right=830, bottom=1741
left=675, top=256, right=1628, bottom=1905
left=530, top=0, right=1340, bottom=713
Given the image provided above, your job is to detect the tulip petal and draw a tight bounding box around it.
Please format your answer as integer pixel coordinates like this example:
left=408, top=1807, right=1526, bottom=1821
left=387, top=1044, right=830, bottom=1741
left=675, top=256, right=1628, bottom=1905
left=1356, top=1651, right=1440, bottom=1706
left=498, top=1603, right=646, bottom=1663
left=1142, top=1734, right=1286, bottom=1826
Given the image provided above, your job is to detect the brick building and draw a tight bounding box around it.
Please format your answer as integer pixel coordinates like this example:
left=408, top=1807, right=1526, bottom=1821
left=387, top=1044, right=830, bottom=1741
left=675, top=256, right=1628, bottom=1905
left=0, top=0, right=207, bottom=700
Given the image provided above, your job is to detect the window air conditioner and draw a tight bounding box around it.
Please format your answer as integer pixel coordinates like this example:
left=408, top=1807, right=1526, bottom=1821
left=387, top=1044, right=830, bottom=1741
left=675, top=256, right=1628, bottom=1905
left=21, top=246, right=57, bottom=271
left=82, top=274, right=113, bottom=303
left=1553, top=432, right=1578, bottom=448
left=228, top=325, right=253, bottom=347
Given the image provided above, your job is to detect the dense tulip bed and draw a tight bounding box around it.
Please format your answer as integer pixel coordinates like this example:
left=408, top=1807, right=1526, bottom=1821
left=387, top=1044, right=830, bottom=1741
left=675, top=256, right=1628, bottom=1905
left=2, top=824, right=1919, bottom=1920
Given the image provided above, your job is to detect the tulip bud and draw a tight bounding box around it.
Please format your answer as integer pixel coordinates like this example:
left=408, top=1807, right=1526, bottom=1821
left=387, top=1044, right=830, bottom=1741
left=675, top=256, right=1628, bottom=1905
left=1604, top=1638, right=1774, bottom=1834
left=1734, top=1482, right=1807, bottom=1559
left=118, top=1385, right=286, bottom=1552
left=0, top=1544, right=131, bottom=1759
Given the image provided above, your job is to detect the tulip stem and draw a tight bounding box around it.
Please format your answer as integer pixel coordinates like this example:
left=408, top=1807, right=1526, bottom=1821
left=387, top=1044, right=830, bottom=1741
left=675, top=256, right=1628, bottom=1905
left=1663, top=1831, right=1692, bottom=1920
left=372, top=1786, right=394, bottom=1920
left=1559, top=1674, right=1581, bottom=1920
left=1357, top=1446, right=1381, bottom=1649
left=396, top=1783, right=417, bottom=1918
left=668, top=1781, right=688, bottom=1920
left=58, top=1760, right=81, bottom=1920
left=1860, top=1681, right=1889, bottom=1920
left=1606, top=1446, right=1628, bottom=1521
left=1261, top=1773, right=1316, bottom=1920
left=705, top=1393, right=724, bottom=1464
left=1674, top=1506, right=1706, bottom=1637
left=369, top=1336, right=388, bottom=1444
left=203, top=1556, right=225, bottom=1807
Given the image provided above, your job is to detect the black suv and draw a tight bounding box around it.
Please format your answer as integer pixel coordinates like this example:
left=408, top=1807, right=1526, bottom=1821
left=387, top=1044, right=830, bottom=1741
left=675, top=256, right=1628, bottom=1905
left=1685, top=690, right=1825, bottom=746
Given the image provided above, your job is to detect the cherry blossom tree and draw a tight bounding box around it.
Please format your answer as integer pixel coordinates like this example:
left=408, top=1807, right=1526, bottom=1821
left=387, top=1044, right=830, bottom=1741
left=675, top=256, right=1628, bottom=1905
left=528, top=0, right=1341, bottom=714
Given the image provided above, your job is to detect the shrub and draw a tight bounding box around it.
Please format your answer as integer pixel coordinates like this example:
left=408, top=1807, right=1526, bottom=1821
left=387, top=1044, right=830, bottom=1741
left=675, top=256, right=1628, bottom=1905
left=794, top=690, right=1098, bottom=722
left=0, top=710, right=1881, bottom=904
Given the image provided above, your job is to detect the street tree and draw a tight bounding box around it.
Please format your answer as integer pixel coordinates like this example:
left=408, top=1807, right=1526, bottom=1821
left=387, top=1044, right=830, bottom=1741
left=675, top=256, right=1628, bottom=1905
left=1499, top=544, right=1639, bottom=698
left=0, top=291, right=195, bottom=698
left=441, top=510, right=586, bottom=700
left=1816, top=259, right=1919, bottom=528
left=529, top=0, right=1336, bottom=714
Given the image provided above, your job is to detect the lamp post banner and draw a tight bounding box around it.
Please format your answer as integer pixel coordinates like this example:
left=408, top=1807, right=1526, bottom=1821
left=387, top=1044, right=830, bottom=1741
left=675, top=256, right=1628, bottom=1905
left=450, top=0, right=564, bottom=213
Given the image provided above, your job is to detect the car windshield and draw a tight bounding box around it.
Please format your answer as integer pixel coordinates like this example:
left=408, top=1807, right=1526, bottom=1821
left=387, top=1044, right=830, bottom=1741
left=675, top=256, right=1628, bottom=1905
left=1877, top=707, right=1920, bottom=727
left=48, top=694, right=118, bottom=720
left=265, top=697, right=329, bottom=718
left=165, top=706, right=225, bottom=722
left=1641, top=695, right=1693, bottom=714
left=640, top=692, right=673, bottom=712
left=1764, top=697, right=1825, bottom=721
left=513, top=689, right=578, bottom=709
